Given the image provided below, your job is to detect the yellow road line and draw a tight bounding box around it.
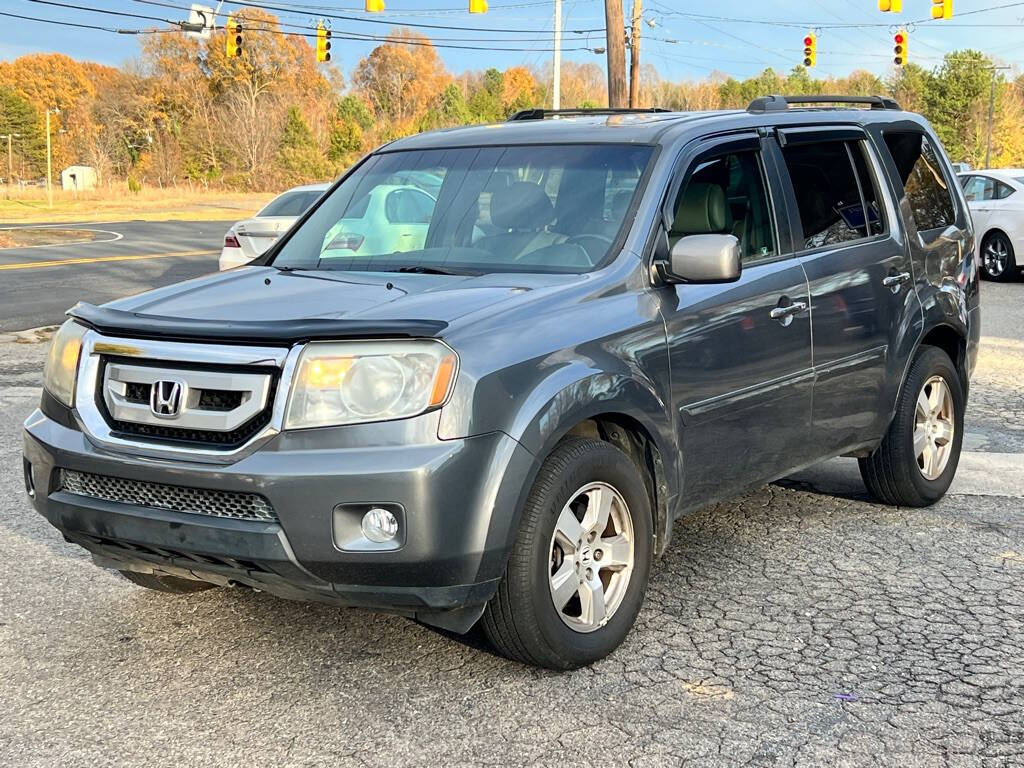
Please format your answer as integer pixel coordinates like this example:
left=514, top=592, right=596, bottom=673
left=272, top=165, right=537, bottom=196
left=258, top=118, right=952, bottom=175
left=0, top=249, right=218, bottom=271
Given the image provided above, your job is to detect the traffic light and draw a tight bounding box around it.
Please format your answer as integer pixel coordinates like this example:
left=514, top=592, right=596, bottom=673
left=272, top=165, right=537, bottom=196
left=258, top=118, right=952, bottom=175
left=893, top=28, right=907, bottom=66
left=802, top=32, right=817, bottom=68
left=469, top=0, right=488, bottom=12
left=931, top=0, right=952, bottom=19
left=878, top=0, right=902, bottom=11
left=316, top=22, right=332, bottom=63
left=225, top=16, right=242, bottom=58
left=365, top=0, right=385, bottom=11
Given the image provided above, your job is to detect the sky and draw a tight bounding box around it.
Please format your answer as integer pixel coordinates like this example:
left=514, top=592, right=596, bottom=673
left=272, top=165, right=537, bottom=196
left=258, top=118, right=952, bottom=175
left=2, top=0, right=1023, bottom=84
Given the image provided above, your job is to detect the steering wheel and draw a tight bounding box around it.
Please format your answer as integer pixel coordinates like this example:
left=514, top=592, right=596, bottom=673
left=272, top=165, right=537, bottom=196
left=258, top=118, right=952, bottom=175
left=564, top=234, right=614, bottom=264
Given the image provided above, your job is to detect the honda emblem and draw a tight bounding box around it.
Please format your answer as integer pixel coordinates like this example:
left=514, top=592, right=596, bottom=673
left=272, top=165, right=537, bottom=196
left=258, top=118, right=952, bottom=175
left=150, top=379, right=186, bottom=418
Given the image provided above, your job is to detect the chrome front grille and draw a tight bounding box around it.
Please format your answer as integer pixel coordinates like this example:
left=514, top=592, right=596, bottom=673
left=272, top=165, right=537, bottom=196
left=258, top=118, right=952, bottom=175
left=57, top=469, right=278, bottom=522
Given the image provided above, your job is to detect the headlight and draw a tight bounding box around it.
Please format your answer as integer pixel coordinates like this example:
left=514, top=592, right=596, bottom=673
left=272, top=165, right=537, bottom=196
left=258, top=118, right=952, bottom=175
left=43, top=320, right=87, bottom=407
left=284, top=340, right=457, bottom=429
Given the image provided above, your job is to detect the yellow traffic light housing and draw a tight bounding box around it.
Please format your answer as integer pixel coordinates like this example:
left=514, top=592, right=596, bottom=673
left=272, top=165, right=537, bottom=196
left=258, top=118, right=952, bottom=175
left=365, top=0, right=385, bottom=11
left=931, top=0, right=952, bottom=19
left=802, top=32, right=817, bottom=68
left=893, top=28, right=907, bottom=66
left=316, top=22, right=332, bottom=63
left=469, top=0, right=488, bottom=12
left=878, top=0, right=902, bottom=11
left=225, top=16, right=242, bottom=58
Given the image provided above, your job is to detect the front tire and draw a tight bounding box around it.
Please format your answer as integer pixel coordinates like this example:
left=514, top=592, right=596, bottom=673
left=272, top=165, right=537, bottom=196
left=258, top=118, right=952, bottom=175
left=482, top=438, right=653, bottom=670
left=120, top=570, right=217, bottom=594
left=981, top=232, right=1017, bottom=281
left=859, top=346, right=964, bottom=507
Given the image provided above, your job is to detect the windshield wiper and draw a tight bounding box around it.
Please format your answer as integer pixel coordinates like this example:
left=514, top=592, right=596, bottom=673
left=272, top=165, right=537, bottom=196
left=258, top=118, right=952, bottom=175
left=389, top=265, right=474, bottom=276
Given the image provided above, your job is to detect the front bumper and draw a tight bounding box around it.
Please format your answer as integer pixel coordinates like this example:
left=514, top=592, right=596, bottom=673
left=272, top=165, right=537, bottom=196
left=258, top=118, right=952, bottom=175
left=23, top=408, right=536, bottom=631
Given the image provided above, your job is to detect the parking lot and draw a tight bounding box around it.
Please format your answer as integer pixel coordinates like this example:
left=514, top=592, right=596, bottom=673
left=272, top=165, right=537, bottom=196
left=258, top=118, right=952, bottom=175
left=1, top=281, right=1022, bottom=767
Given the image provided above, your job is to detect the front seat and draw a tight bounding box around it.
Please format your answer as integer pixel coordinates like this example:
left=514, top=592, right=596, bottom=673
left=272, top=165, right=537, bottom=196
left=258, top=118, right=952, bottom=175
left=669, top=182, right=730, bottom=247
left=477, top=182, right=565, bottom=260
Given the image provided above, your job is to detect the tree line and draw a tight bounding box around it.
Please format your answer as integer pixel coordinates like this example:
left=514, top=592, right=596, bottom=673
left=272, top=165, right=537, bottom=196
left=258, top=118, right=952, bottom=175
left=0, top=9, right=1021, bottom=192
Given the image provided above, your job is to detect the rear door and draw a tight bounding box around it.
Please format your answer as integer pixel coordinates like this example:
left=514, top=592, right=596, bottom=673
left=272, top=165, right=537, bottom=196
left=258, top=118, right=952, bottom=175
left=960, top=174, right=994, bottom=235
left=771, top=127, right=917, bottom=455
left=658, top=133, right=814, bottom=508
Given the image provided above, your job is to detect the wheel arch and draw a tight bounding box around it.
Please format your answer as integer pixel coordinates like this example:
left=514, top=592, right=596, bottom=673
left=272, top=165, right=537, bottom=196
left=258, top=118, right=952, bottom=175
left=501, top=369, right=680, bottom=561
left=887, top=322, right=969, bottom=436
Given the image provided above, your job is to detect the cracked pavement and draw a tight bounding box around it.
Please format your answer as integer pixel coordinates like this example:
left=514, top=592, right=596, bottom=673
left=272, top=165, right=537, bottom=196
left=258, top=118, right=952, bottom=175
left=1, top=283, right=1022, bottom=767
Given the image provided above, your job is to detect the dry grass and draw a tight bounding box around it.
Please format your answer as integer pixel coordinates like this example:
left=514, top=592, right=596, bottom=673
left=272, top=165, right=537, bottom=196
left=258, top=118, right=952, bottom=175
left=0, top=185, right=274, bottom=224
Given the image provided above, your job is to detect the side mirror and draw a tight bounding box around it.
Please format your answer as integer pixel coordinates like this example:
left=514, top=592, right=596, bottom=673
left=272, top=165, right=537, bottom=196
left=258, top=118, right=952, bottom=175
left=662, top=233, right=742, bottom=284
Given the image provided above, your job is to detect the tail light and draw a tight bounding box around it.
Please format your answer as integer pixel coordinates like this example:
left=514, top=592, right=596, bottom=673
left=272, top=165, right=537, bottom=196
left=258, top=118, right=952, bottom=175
left=224, top=232, right=241, bottom=248
left=327, top=234, right=364, bottom=251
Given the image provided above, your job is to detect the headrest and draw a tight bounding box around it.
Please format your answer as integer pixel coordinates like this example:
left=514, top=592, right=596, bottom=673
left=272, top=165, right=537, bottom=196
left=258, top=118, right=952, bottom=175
left=491, top=182, right=555, bottom=231
left=611, top=190, right=634, bottom=221
left=673, top=182, right=727, bottom=234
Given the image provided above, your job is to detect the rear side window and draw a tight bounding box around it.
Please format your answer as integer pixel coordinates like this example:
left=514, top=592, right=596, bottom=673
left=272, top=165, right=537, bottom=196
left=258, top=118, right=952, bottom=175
left=781, top=140, right=883, bottom=250
left=259, top=190, right=322, bottom=217
left=883, top=132, right=955, bottom=231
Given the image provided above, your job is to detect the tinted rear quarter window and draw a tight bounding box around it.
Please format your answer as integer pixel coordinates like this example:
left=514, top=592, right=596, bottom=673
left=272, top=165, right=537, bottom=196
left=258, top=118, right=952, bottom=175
left=883, top=132, right=955, bottom=231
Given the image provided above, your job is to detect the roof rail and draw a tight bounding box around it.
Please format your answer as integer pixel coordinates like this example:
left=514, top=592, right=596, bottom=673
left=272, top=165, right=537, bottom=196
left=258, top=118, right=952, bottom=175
left=747, top=95, right=902, bottom=114
left=507, top=107, right=671, bottom=121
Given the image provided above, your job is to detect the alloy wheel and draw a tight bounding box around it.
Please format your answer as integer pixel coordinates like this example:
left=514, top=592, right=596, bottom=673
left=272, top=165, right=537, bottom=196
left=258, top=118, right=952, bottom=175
left=548, top=482, right=634, bottom=633
left=914, top=375, right=955, bottom=481
left=983, top=237, right=1009, bottom=278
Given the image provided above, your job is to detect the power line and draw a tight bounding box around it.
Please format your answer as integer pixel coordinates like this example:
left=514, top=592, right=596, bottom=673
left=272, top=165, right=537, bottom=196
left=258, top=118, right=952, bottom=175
left=19, top=0, right=603, bottom=52
left=211, top=0, right=606, bottom=34
left=0, top=8, right=169, bottom=34
left=131, top=0, right=589, bottom=43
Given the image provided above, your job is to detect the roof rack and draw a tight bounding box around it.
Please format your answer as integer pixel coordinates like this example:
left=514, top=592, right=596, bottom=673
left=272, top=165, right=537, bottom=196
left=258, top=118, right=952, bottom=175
left=747, top=95, right=902, bottom=114
left=507, top=107, right=671, bottom=121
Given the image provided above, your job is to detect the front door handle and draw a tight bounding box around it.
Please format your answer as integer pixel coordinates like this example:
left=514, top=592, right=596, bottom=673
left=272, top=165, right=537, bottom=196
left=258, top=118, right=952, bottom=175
left=882, top=271, right=912, bottom=290
left=769, top=301, right=808, bottom=325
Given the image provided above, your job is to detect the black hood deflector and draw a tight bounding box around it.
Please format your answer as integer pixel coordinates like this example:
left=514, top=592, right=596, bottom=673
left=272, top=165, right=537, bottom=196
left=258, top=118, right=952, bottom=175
left=68, top=302, right=448, bottom=345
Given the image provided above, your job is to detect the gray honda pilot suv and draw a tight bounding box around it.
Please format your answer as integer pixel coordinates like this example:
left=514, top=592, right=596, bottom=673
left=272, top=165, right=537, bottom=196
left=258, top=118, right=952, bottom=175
left=23, top=96, right=980, bottom=669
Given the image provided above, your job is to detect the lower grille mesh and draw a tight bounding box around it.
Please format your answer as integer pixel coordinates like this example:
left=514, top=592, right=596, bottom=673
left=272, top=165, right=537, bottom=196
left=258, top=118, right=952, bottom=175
left=57, top=469, right=278, bottom=522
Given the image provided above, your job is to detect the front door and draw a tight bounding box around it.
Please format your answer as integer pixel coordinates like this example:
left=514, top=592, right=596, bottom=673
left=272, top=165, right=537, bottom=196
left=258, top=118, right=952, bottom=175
left=772, top=128, right=917, bottom=455
left=659, top=135, right=814, bottom=509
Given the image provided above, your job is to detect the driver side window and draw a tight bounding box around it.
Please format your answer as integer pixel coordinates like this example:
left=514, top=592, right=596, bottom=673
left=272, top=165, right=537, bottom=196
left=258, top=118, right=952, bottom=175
left=669, top=151, right=776, bottom=263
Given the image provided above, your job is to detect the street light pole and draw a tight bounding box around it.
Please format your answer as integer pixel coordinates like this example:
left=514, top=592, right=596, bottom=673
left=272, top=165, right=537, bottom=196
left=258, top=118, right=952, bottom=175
left=553, top=0, right=562, bottom=110
left=46, top=109, right=53, bottom=208
left=984, top=66, right=1010, bottom=170
left=628, top=0, right=643, bottom=108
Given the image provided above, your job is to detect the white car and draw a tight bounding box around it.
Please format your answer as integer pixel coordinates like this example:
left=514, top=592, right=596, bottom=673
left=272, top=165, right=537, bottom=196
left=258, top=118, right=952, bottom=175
left=959, top=169, right=1024, bottom=281
left=320, top=184, right=436, bottom=261
left=219, top=183, right=330, bottom=270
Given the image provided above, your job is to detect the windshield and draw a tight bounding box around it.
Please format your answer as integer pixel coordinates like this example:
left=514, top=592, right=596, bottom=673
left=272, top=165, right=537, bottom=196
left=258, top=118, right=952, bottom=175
left=270, top=144, right=654, bottom=274
left=259, top=189, right=325, bottom=218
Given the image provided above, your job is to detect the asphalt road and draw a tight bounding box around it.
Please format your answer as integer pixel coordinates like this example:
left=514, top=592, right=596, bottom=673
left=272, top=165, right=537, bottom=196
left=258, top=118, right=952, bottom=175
left=1, top=278, right=1022, bottom=765
left=0, top=220, right=230, bottom=332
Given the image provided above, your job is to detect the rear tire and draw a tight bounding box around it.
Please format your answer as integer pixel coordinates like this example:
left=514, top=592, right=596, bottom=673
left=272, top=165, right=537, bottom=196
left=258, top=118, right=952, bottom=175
left=859, top=346, right=964, bottom=507
left=482, top=438, right=653, bottom=670
left=980, top=232, right=1017, bottom=281
left=120, top=570, right=217, bottom=594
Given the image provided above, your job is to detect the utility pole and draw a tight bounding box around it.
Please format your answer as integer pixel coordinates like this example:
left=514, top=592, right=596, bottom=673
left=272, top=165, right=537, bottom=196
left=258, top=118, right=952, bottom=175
left=553, top=0, right=562, bottom=109
left=604, top=0, right=627, bottom=107
left=45, top=108, right=59, bottom=209
left=984, top=66, right=1010, bottom=170
left=0, top=133, right=20, bottom=193
left=628, top=0, right=643, bottom=108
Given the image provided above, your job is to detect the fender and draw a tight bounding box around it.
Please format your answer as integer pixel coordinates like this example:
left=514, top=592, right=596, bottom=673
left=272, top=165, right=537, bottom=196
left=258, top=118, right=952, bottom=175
left=497, top=364, right=680, bottom=554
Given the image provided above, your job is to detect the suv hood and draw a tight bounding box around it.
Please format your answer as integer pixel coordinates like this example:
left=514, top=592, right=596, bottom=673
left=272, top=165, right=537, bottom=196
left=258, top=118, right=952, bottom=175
left=83, top=266, right=574, bottom=342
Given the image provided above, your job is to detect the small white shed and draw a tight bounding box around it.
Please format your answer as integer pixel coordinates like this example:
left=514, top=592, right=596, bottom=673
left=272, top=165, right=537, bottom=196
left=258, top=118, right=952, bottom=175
left=61, top=165, right=98, bottom=191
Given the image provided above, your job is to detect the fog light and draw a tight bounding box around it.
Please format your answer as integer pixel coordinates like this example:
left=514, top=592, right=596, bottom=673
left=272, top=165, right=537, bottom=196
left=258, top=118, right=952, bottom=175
left=361, top=507, right=399, bottom=543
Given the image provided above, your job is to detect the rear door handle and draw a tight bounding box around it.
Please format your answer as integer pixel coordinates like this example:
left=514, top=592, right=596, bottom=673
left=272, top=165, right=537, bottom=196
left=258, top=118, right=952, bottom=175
left=882, top=271, right=911, bottom=289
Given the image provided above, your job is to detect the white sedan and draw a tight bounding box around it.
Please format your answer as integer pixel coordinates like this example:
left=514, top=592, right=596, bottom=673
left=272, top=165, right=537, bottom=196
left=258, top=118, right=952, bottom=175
left=959, top=169, right=1024, bottom=281
left=219, top=183, right=330, bottom=270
